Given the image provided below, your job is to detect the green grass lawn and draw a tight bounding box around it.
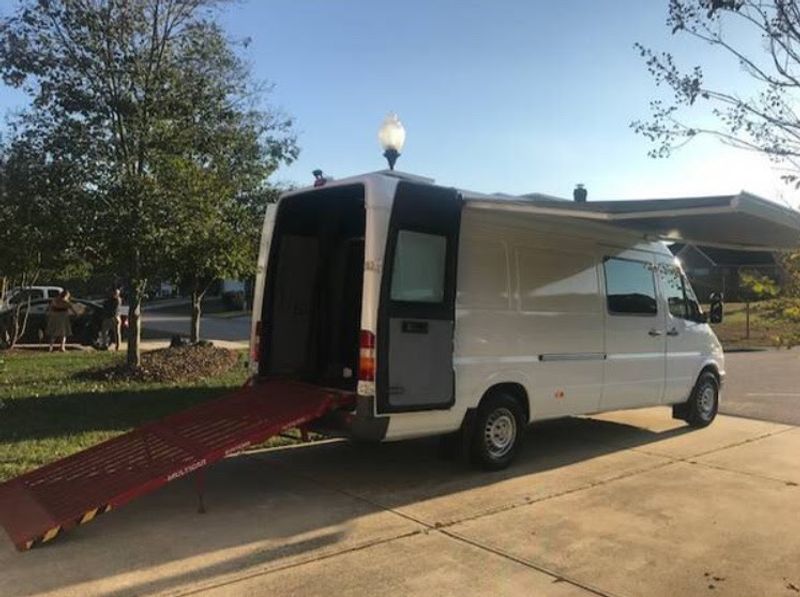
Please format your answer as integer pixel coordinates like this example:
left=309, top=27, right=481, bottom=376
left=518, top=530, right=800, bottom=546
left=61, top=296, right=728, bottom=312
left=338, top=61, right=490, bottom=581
left=0, top=349, right=253, bottom=482
left=709, top=302, right=800, bottom=350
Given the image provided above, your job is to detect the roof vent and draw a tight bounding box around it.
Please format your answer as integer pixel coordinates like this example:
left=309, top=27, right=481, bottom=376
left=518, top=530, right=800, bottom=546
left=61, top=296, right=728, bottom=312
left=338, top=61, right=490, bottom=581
left=573, top=184, right=587, bottom=203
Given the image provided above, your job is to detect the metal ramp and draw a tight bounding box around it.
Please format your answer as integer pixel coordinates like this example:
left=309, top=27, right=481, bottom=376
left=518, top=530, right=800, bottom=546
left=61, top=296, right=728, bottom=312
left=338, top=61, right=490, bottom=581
left=0, top=380, right=355, bottom=551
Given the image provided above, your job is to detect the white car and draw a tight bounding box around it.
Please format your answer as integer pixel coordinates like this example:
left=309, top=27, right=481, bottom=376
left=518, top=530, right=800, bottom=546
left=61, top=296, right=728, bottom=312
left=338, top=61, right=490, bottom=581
left=1, top=286, right=64, bottom=310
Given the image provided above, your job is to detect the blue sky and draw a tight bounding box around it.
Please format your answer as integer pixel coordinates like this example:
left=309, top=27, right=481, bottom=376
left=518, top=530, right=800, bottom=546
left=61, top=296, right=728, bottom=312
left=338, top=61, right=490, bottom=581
left=0, top=0, right=795, bottom=204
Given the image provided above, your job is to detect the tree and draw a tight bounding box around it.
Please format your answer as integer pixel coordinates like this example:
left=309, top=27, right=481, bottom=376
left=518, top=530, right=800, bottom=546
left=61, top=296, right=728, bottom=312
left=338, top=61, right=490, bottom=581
left=0, top=134, right=90, bottom=348
left=0, top=0, right=297, bottom=365
left=148, top=20, right=293, bottom=343
left=633, top=0, right=800, bottom=184
left=739, top=268, right=780, bottom=338
left=161, top=162, right=281, bottom=343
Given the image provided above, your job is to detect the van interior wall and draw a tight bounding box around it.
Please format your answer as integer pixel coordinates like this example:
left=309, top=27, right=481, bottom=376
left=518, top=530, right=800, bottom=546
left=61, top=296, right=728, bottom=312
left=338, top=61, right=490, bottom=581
left=261, top=187, right=365, bottom=390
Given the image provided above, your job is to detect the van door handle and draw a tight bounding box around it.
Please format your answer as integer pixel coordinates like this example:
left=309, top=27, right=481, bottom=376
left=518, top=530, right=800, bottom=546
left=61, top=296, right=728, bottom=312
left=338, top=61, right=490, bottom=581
left=648, top=329, right=663, bottom=337
left=401, top=320, right=429, bottom=334
left=666, top=327, right=679, bottom=337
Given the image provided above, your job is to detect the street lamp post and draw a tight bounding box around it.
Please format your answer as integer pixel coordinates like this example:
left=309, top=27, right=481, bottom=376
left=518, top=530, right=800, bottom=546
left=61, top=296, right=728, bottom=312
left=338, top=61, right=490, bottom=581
left=378, top=113, right=406, bottom=170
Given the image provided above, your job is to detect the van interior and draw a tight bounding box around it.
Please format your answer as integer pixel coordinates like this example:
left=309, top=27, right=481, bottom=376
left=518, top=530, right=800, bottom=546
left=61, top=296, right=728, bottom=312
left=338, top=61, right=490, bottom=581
left=260, top=184, right=365, bottom=391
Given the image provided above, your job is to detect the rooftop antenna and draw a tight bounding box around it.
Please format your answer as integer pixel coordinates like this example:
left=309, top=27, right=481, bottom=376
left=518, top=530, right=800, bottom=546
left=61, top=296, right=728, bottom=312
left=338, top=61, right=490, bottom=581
left=313, top=169, right=327, bottom=187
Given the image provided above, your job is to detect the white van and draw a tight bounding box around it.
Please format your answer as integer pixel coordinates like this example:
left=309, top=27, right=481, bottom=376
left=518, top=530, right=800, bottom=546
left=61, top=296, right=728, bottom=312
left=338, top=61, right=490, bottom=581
left=249, top=171, right=800, bottom=469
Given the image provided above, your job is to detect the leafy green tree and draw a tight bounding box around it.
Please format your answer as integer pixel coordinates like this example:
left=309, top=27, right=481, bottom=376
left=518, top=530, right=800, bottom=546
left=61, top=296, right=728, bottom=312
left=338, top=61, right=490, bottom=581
left=160, top=160, right=282, bottom=342
left=739, top=269, right=780, bottom=339
left=0, top=0, right=297, bottom=365
left=0, top=135, right=90, bottom=347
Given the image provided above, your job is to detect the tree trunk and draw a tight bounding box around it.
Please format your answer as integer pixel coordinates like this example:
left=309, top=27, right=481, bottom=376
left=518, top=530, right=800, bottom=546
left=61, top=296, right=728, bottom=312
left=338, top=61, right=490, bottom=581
left=190, top=288, right=204, bottom=344
left=745, top=302, right=751, bottom=340
left=9, top=303, right=22, bottom=349
left=9, top=301, right=31, bottom=349
left=127, top=288, right=144, bottom=368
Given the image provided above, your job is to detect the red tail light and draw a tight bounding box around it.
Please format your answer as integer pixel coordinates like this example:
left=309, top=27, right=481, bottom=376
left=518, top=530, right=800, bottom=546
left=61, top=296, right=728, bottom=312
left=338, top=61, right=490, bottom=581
left=359, top=330, right=375, bottom=381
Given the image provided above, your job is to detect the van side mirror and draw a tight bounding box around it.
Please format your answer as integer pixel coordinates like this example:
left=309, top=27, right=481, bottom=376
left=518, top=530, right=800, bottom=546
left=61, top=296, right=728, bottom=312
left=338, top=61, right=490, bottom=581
left=708, top=292, right=724, bottom=324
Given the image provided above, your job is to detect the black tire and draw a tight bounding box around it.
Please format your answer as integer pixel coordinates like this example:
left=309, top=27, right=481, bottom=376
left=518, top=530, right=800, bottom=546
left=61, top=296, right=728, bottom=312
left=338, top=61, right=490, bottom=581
left=684, top=371, right=719, bottom=428
left=469, top=393, right=526, bottom=471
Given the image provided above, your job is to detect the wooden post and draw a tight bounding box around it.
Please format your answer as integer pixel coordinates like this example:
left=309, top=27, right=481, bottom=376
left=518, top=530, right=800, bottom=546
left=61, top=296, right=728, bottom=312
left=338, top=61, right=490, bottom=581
left=745, top=302, right=751, bottom=340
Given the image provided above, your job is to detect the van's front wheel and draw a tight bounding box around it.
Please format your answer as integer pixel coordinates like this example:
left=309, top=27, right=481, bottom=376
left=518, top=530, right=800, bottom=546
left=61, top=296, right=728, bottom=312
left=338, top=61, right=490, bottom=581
left=683, top=371, right=719, bottom=428
left=470, top=394, right=525, bottom=470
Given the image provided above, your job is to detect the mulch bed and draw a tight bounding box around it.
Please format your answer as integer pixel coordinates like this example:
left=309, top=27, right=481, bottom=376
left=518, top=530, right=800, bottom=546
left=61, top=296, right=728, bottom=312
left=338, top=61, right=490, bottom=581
left=81, top=344, right=240, bottom=383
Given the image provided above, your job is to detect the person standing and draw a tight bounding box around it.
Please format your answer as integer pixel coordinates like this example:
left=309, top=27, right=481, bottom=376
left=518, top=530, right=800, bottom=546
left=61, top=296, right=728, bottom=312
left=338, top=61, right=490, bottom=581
left=100, top=288, right=122, bottom=351
left=47, top=290, right=76, bottom=352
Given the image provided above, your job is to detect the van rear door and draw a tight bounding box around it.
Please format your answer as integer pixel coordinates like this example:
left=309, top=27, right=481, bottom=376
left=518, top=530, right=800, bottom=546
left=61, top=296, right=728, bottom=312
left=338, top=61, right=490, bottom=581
left=249, top=203, right=278, bottom=373
left=377, top=182, right=462, bottom=413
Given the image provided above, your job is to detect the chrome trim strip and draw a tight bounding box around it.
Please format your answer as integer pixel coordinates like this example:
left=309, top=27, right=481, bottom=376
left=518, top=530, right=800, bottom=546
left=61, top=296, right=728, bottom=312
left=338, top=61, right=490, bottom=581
left=454, top=355, right=540, bottom=365
left=538, top=352, right=606, bottom=362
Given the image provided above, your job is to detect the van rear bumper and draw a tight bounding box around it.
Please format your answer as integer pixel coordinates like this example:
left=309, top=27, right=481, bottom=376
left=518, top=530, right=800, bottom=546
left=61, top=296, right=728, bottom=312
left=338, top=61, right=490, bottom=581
left=306, top=394, right=388, bottom=442
left=349, top=395, right=390, bottom=442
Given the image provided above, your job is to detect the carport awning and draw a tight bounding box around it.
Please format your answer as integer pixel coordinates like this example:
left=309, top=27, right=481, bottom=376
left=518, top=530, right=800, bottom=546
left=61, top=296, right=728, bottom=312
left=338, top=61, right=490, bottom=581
left=467, top=192, right=800, bottom=251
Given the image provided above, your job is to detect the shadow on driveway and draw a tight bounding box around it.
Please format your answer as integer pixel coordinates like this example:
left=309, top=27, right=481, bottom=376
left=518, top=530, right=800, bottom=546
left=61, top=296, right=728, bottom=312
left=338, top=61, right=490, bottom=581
left=3, top=413, right=695, bottom=597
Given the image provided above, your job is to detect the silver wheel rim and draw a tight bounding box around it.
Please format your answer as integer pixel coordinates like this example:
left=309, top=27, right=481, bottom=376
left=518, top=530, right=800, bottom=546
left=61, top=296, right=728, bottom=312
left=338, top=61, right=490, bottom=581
left=484, top=407, right=517, bottom=459
left=698, top=384, right=716, bottom=419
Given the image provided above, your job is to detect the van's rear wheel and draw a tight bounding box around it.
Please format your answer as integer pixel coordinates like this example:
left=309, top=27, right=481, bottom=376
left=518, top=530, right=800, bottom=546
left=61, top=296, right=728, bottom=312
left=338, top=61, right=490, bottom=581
left=683, top=371, right=719, bottom=428
left=470, top=393, right=525, bottom=470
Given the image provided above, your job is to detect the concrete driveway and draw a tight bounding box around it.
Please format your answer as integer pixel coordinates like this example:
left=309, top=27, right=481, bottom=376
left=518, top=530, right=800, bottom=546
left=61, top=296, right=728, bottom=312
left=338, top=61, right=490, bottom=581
left=2, top=407, right=799, bottom=597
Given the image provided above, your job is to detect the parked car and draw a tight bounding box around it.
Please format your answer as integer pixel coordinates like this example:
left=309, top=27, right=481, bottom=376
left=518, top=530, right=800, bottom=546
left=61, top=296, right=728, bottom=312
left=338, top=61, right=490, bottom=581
left=0, top=297, right=128, bottom=348
left=0, top=286, right=64, bottom=310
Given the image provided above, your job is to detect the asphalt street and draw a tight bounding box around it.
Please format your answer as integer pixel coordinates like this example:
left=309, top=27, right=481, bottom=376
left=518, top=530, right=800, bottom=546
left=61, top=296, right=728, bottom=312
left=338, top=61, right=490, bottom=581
left=721, top=349, right=800, bottom=425
left=142, top=309, right=250, bottom=342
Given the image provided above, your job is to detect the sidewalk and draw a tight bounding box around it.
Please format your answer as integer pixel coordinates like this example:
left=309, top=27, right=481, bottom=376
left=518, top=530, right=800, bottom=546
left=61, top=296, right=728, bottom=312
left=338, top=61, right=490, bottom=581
left=2, top=407, right=798, bottom=596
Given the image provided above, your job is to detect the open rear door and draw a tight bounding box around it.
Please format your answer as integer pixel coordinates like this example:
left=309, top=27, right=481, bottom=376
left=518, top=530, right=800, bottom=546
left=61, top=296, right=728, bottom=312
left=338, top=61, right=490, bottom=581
left=377, top=182, right=462, bottom=413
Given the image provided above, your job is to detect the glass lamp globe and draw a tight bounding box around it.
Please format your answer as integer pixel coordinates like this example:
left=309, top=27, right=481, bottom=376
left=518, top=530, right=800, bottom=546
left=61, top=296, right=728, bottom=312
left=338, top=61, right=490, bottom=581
left=378, top=113, right=406, bottom=153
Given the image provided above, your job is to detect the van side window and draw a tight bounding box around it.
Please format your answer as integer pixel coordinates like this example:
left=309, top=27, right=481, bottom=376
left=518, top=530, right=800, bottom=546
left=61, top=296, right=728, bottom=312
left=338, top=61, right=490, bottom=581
left=660, top=265, right=688, bottom=319
left=603, top=258, right=657, bottom=315
left=390, top=230, right=447, bottom=303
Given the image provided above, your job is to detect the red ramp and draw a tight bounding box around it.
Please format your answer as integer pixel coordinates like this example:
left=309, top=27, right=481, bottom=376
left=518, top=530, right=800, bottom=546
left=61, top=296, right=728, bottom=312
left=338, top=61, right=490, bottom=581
left=0, top=380, right=354, bottom=551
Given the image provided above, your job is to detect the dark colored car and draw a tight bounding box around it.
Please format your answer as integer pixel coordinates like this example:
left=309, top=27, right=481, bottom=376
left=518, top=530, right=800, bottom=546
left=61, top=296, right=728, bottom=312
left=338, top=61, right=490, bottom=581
left=0, top=298, right=127, bottom=348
